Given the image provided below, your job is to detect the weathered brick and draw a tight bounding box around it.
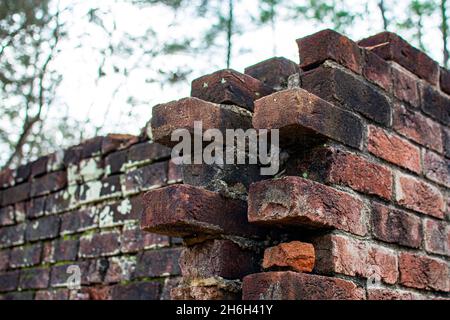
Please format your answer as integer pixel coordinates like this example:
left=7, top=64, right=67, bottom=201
left=420, top=83, right=450, bottom=125
left=26, top=196, right=46, bottom=218
left=191, top=69, right=274, bottom=111
left=0, top=291, right=34, bottom=300
left=80, top=136, right=103, bottom=158
left=289, top=146, right=392, bottom=200
left=171, top=284, right=239, bottom=300
left=31, top=156, right=48, bottom=178
left=393, top=103, right=443, bottom=152
left=395, top=173, right=445, bottom=218
left=13, top=202, right=26, bottom=223
left=79, top=230, right=120, bottom=258
left=60, top=208, right=98, bottom=235
left=150, top=97, right=252, bottom=147
left=1, top=182, right=30, bottom=206
left=300, top=64, right=391, bottom=125
left=35, top=289, right=69, bottom=300
left=359, top=32, right=439, bottom=85
left=111, top=282, right=160, bottom=300
left=313, top=234, right=398, bottom=285
left=127, top=142, right=171, bottom=164
left=368, top=125, right=421, bottom=173
left=161, top=277, right=181, bottom=300
left=19, top=267, right=50, bottom=289
left=50, top=261, right=90, bottom=287
left=440, top=67, right=450, bottom=94
left=297, top=29, right=363, bottom=74
left=96, top=199, right=137, bottom=228
left=9, top=243, right=42, bottom=268
left=180, top=240, right=259, bottom=280
left=423, top=149, right=449, bottom=187
left=391, top=65, right=421, bottom=108
left=167, top=158, right=182, bottom=184
left=15, top=163, right=31, bottom=183
left=248, top=176, right=367, bottom=236
left=68, top=157, right=104, bottom=184
left=0, top=169, right=14, bottom=188
left=63, top=145, right=82, bottom=166
left=444, top=127, right=450, bottom=158
left=45, top=188, right=76, bottom=215
left=362, top=49, right=393, bottom=92
left=0, top=271, right=20, bottom=292
left=0, top=249, right=9, bottom=271
left=124, top=161, right=167, bottom=194
left=104, top=256, right=136, bottom=283
left=0, top=206, right=14, bottom=226
left=120, top=224, right=170, bottom=253
left=105, top=150, right=127, bottom=175
left=253, top=88, right=364, bottom=150
left=30, top=171, right=67, bottom=197
left=245, top=57, right=299, bottom=91
left=243, top=271, right=365, bottom=300
left=134, top=247, right=181, bottom=278
left=0, top=223, right=26, bottom=248
left=263, top=241, right=315, bottom=273
left=25, top=215, right=60, bottom=241
left=52, top=238, right=79, bottom=262
left=399, top=252, right=449, bottom=292
left=424, top=218, right=449, bottom=256
left=371, top=202, right=422, bottom=248
left=46, top=150, right=65, bottom=172
left=367, top=288, right=425, bottom=300
left=141, top=184, right=263, bottom=238
left=101, top=133, right=138, bottom=155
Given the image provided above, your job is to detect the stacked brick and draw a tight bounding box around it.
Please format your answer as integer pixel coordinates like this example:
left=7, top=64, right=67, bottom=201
left=0, top=133, right=183, bottom=300
left=144, top=30, right=449, bottom=300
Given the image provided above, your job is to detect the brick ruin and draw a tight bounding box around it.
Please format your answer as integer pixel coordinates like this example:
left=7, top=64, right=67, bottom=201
left=0, top=29, right=449, bottom=300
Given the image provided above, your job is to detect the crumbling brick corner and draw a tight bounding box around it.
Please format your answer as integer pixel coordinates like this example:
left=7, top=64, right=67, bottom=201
left=0, top=29, right=449, bottom=300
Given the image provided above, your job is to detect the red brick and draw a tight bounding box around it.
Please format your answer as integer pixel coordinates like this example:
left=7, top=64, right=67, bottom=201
left=368, top=125, right=421, bottom=173
left=19, top=267, right=50, bottom=289
left=0, top=270, right=20, bottom=292
left=424, top=218, right=449, bottom=256
left=60, top=208, right=98, bottom=235
left=124, top=161, right=167, bottom=194
left=314, top=234, right=398, bottom=285
left=167, top=158, right=183, bottom=184
left=362, top=49, right=393, bottom=92
left=104, top=256, right=136, bottom=283
left=30, top=156, right=48, bottom=178
left=45, top=188, right=75, bottom=215
left=191, top=69, right=274, bottom=111
left=111, top=282, right=160, bottom=300
left=26, top=196, right=46, bottom=219
left=393, top=103, right=443, bottom=152
left=52, top=238, right=79, bottom=262
left=161, top=277, right=181, bottom=300
left=0, top=169, right=14, bottom=188
left=35, top=289, right=69, bottom=300
left=371, top=202, right=422, bottom=248
left=25, top=215, right=60, bottom=241
left=263, top=241, right=315, bottom=273
left=391, top=66, right=420, bottom=108
left=46, top=150, right=65, bottom=172
left=134, top=248, right=181, bottom=278
left=15, top=163, right=31, bottom=183
left=10, top=243, right=42, bottom=268
left=50, top=261, right=90, bottom=287
left=300, top=64, right=391, bottom=126
left=399, top=252, right=449, bottom=292
left=421, top=84, right=450, bottom=125
left=0, top=206, right=14, bottom=226
left=444, top=126, right=450, bottom=158
left=1, top=182, right=30, bottom=206
left=127, top=142, right=171, bottom=164
left=30, top=171, right=67, bottom=197
left=248, top=176, right=367, bottom=236
left=243, top=271, right=365, bottom=300
left=359, top=32, right=439, bottom=85
left=105, top=150, right=127, bottom=175
left=367, top=288, right=425, bottom=300
left=150, top=97, right=252, bottom=147
left=395, top=173, right=445, bottom=218
left=245, top=57, right=299, bottom=91
left=141, top=184, right=264, bottom=238
left=440, top=67, right=450, bottom=95
left=121, top=225, right=170, bottom=253
left=297, top=29, right=363, bottom=74
left=79, top=230, right=120, bottom=258
left=0, top=249, right=9, bottom=271
left=101, top=133, right=138, bottom=155
left=423, top=149, right=449, bottom=187
left=0, top=291, right=34, bottom=300
left=171, top=285, right=239, bottom=300
left=180, top=240, right=259, bottom=280
left=0, top=223, right=26, bottom=248
left=79, top=136, right=103, bottom=159
left=252, top=88, right=364, bottom=150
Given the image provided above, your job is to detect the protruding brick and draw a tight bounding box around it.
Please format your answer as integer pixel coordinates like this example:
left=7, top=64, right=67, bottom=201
left=313, top=234, right=398, bottom=285
left=423, top=150, right=449, bottom=187
left=359, top=32, right=439, bottom=85
left=243, top=271, right=365, bottom=300
left=253, top=88, right=364, bottom=150
left=368, top=125, right=421, bottom=173
left=420, top=83, right=450, bottom=125
left=191, top=69, right=274, bottom=111
left=263, top=241, right=315, bottom=273
left=150, top=97, right=252, bottom=147
left=180, top=240, right=259, bottom=280
left=399, top=252, right=449, bottom=292
left=393, top=103, right=443, bottom=152
left=371, top=202, right=422, bottom=248
left=297, top=29, right=363, bottom=74
left=300, top=64, right=391, bottom=125
left=395, top=173, right=445, bottom=218
left=424, top=219, right=449, bottom=256
left=141, top=184, right=263, bottom=238
left=245, top=57, right=299, bottom=91
left=248, top=176, right=367, bottom=236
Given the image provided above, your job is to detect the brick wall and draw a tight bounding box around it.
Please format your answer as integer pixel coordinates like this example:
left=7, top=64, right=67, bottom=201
left=0, top=29, right=449, bottom=300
